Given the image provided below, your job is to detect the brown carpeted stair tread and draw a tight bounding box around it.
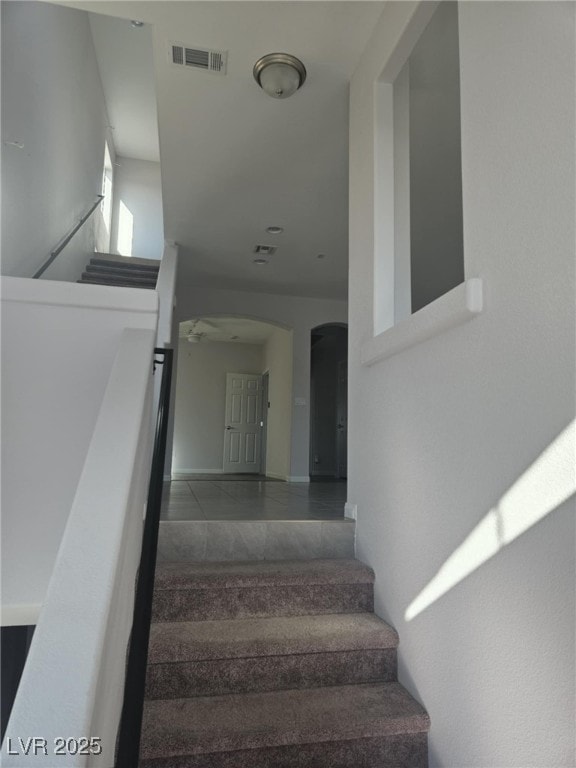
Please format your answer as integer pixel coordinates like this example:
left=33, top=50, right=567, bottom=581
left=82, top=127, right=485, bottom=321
left=139, top=682, right=430, bottom=761
left=154, top=558, right=374, bottom=591
left=152, top=559, right=375, bottom=622
left=91, top=253, right=161, bottom=270
left=148, top=613, right=398, bottom=664
left=86, top=264, right=160, bottom=279
left=141, top=557, right=428, bottom=765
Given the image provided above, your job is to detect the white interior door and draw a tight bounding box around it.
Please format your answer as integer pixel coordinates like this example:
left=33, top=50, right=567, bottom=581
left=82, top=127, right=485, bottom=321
left=223, top=373, right=263, bottom=474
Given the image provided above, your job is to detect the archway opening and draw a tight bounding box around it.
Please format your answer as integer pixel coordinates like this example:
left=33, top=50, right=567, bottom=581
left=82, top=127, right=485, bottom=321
left=309, top=323, right=348, bottom=480
left=172, top=316, right=293, bottom=480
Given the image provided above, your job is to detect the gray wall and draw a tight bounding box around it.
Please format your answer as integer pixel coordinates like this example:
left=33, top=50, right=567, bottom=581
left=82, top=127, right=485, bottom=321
left=262, top=327, right=293, bottom=481
left=349, top=2, right=575, bottom=765
left=1, top=2, right=110, bottom=279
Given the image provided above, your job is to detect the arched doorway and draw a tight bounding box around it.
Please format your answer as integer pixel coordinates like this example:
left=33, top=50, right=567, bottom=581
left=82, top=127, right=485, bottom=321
left=172, top=316, right=293, bottom=479
left=309, top=324, right=348, bottom=479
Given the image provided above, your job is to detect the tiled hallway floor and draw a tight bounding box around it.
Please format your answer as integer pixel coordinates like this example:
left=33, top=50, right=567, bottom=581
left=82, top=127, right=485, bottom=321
left=161, top=476, right=347, bottom=521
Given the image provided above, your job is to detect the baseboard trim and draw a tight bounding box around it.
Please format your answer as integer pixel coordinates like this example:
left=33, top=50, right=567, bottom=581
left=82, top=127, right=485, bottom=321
left=172, top=468, right=224, bottom=476
left=287, top=475, right=310, bottom=483
left=265, top=471, right=289, bottom=482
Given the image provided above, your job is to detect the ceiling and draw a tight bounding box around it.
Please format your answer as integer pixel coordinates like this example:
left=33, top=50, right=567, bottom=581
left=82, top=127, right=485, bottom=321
left=179, top=316, right=280, bottom=345
left=67, top=2, right=385, bottom=299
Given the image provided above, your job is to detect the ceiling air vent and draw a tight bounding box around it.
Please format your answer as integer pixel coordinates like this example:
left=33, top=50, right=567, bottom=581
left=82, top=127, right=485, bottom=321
left=170, top=43, right=227, bottom=75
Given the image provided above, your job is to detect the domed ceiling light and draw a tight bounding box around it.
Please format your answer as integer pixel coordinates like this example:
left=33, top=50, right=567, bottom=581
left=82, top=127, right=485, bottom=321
left=253, top=53, right=307, bottom=99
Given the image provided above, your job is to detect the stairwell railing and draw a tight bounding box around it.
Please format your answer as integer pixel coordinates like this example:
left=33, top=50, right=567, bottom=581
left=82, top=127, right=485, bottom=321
left=115, top=346, right=174, bottom=768
left=32, top=194, right=104, bottom=278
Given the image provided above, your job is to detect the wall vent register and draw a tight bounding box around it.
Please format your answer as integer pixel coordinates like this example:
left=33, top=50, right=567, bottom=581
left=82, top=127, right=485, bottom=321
left=170, top=43, right=228, bottom=74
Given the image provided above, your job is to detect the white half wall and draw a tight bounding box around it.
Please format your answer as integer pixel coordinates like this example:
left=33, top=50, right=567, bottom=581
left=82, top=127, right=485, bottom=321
left=110, top=157, right=164, bottom=260
left=348, top=3, right=575, bottom=767
left=1, top=1, right=111, bottom=280
left=1, top=277, right=158, bottom=621
left=173, top=339, right=263, bottom=473
left=3, top=327, right=157, bottom=767
left=176, top=286, right=347, bottom=480
left=263, top=327, right=293, bottom=480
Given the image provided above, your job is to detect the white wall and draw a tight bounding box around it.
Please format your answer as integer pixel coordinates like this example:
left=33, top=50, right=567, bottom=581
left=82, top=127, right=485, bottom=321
left=173, top=339, right=263, bottom=473
left=1, top=1, right=111, bottom=280
left=349, top=3, right=575, bottom=767
left=110, top=157, right=164, bottom=260
left=176, top=285, right=347, bottom=480
left=262, top=328, right=293, bottom=480
left=1, top=278, right=158, bottom=622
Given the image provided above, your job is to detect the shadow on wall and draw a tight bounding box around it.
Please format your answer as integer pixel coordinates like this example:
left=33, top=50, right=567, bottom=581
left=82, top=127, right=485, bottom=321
left=405, top=420, right=576, bottom=621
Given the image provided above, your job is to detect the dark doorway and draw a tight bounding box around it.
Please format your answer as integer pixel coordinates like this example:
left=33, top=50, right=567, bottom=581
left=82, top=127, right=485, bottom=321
left=309, top=324, right=348, bottom=479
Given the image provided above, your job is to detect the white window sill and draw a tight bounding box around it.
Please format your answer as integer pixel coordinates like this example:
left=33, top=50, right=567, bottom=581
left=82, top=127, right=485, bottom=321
left=361, top=278, right=483, bottom=367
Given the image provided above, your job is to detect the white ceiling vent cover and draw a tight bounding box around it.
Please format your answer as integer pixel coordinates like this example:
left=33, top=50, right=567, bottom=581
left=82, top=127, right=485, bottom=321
left=170, top=43, right=227, bottom=75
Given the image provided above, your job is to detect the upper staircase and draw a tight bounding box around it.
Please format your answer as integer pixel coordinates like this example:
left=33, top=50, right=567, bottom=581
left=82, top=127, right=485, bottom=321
left=78, top=253, right=160, bottom=289
left=139, top=558, right=430, bottom=767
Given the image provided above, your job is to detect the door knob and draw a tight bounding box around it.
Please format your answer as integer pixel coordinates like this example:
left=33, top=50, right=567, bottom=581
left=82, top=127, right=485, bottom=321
left=226, top=426, right=234, bottom=430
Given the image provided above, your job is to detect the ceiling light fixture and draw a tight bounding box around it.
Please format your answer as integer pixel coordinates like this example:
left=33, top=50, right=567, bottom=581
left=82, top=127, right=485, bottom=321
left=253, top=258, right=269, bottom=265
left=130, top=20, right=144, bottom=28
left=266, top=226, right=284, bottom=235
left=253, top=53, right=306, bottom=99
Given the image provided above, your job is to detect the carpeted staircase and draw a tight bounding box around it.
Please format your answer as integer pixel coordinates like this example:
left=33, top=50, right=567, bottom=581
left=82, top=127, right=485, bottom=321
left=139, top=558, right=430, bottom=767
left=78, top=253, right=160, bottom=289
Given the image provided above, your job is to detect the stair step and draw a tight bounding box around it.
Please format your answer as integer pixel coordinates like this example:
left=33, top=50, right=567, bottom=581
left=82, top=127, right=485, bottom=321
left=139, top=682, right=430, bottom=767
left=146, top=613, right=398, bottom=699
left=152, top=559, right=374, bottom=622
left=78, top=274, right=156, bottom=289
left=86, top=264, right=159, bottom=280
left=91, top=253, right=160, bottom=271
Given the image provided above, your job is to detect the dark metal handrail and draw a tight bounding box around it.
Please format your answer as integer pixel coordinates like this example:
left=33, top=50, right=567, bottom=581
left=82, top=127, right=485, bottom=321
left=115, top=347, right=173, bottom=768
left=32, top=194, right=104, bottom=279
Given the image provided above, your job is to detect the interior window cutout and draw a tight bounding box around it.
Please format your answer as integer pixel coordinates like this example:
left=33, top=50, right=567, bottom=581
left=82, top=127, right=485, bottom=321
left=376, top=2, right=464, bottom=331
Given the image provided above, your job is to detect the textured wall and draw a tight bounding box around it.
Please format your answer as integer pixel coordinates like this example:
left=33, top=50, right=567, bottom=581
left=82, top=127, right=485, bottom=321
left=349, top=2, right=575, bottom=766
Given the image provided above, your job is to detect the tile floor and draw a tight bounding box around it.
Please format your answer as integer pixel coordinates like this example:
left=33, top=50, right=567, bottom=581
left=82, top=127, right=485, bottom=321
left=161, top=476, right=347, bottom=521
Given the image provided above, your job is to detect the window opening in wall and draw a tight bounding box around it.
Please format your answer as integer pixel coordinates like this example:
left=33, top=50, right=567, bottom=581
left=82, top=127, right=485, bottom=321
left=407, top=2, right=463, bottom=312
left=385, top=1, right=464, bottom=324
